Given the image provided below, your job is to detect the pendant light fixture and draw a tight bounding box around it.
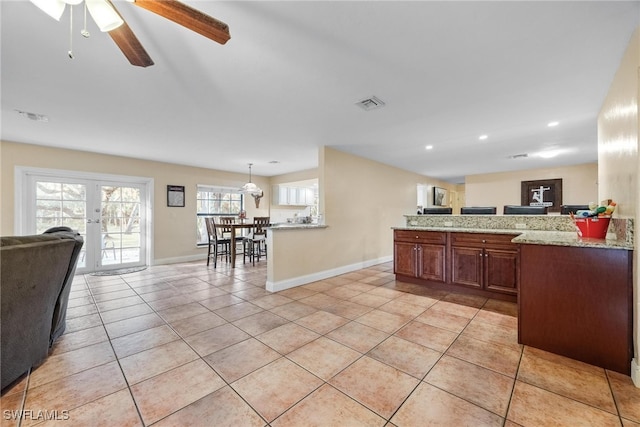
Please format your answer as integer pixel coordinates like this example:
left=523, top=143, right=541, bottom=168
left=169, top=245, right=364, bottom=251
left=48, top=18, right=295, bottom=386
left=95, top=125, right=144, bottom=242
left=239, top=163, right=263, bottom=196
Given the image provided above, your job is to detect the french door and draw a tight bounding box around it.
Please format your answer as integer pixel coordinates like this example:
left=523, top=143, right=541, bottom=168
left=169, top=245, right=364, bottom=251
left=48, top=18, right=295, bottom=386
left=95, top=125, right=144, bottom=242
left=20, top=169, right=151, bottom=274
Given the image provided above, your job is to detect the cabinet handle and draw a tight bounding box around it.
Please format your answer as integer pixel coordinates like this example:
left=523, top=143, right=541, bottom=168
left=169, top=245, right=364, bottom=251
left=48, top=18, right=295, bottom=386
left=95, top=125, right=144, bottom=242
left=416, top=236, right=419, bottom=239
left=482, top=239, right=486, bottom=243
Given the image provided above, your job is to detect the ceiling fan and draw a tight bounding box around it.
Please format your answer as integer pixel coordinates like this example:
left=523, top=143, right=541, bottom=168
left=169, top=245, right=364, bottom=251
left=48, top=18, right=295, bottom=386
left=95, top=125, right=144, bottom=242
left=29, top=0, right=230, bottom=68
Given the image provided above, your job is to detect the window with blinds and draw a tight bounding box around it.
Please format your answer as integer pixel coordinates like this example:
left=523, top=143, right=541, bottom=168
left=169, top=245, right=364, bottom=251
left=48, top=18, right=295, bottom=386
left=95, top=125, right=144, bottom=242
left=196, top=185, right=244, bottom=245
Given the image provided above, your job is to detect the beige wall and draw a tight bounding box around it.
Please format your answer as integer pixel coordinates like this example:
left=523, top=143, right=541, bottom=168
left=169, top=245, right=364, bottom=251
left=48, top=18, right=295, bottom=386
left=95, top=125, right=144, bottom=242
left=464, top=163, right=598, bottom=212
left=267, top=147, right=454, bottom=287
left=0, top=141, right=270, bottom=263
left=597, top=28, right=639, bottom=383
left=269, top=168, right=318, bottom=186
left=598, top=29, right=639, bottom=220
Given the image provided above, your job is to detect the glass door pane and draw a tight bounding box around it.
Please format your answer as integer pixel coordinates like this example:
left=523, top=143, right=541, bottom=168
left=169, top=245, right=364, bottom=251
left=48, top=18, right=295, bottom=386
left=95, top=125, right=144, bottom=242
left=99, top=184, right=143, bottom=268
left=26, top=172, right=148, bottom=274
left=34, top=180, right=89, bottom=270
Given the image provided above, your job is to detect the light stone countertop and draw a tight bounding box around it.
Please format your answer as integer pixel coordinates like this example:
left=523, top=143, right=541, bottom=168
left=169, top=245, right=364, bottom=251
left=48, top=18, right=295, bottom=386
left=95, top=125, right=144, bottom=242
left=268, top=224, right=328, bottom=230
left=393, top=226, right=633, bottom=250
left=511, top=229, right=632, bottom=250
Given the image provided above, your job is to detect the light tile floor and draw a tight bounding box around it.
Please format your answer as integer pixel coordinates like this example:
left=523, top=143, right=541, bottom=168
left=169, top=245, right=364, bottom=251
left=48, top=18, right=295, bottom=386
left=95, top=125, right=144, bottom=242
left=2, top=260, right=639, bottom=426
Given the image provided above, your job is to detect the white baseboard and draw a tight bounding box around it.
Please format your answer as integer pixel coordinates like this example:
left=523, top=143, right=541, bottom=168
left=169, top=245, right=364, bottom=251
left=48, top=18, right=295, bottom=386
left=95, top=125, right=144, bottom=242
left=632, top=359, right=640, bottom=388
left=266, top=256, right=393, bottom=292
left=153, top=254, right=205, bottom=266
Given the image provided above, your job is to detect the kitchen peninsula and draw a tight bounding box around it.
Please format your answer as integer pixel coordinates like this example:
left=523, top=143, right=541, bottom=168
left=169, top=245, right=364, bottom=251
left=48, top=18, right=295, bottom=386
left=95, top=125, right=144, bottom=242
left=393, top=213, right=634, bottom=374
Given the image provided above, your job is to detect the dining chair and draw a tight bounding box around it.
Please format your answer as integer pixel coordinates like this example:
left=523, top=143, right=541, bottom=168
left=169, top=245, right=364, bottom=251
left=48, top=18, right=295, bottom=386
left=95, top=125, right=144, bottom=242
left=243, top=216, right=270, bottom=266
left=219, top=216, right=244, bottom=252
left=205, top=217, right=230, bottom=268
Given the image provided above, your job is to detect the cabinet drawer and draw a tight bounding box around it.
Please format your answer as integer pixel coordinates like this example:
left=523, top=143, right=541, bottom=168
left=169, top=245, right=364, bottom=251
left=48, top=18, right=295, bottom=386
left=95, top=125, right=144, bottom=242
left=451, top=233, right=518, bottom=250
left=394, top=230, right=447, bottom=245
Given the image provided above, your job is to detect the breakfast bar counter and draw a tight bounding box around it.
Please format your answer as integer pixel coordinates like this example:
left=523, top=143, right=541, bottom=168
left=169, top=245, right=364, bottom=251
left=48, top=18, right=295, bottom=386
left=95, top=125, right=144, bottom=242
left=394, top=226, right=633, bottom=250
left=394, top=214, right=635, bottom=375
left=268, top=224, right=328, bottom=230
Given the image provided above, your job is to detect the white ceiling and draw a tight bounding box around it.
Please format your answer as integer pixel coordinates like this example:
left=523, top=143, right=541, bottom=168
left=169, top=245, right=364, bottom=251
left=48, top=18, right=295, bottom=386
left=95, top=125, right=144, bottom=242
left=2, top=1, right=639, bottom=183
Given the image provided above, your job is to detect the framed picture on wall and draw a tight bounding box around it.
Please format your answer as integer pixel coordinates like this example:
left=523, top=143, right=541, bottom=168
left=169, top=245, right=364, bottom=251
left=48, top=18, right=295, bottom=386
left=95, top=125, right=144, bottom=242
left=167, top=185, right=185, bottom=207
left=433, top=187, right=447, bottom=206
left=521, top=178, right=562, bottom=213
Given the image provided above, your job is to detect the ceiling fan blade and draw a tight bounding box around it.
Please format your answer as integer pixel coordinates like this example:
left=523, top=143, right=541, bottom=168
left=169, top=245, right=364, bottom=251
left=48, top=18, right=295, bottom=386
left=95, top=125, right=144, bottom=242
left=108, top=23, right=154, bottom=67
left=106, top=0, right=154, bottom=67
left=132, top=0, right=230, bottom=45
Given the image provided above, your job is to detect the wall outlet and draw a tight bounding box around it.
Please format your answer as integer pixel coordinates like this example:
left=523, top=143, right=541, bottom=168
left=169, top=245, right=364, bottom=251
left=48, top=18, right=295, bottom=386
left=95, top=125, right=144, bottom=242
left=410, top=220, right=418, bottom=226
left=444, top=221, right=453, bottom=227
left=515, top=223, right=527, bottom=229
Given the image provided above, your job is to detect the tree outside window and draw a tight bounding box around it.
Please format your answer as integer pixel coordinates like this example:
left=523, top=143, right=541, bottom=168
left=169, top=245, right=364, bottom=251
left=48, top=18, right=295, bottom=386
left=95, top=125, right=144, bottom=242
left=196, top=186, right=243, bottom=245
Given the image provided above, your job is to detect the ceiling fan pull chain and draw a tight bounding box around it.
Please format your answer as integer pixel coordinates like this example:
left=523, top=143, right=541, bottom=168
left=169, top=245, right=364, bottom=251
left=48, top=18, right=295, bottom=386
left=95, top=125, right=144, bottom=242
left=68, top=5, right=74, bottom=58
left=81, top=1, right=90, bottom=38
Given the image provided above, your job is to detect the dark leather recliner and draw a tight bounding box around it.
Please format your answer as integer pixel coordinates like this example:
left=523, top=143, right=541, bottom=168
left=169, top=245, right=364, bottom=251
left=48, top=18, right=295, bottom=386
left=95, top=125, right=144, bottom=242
left=43, top=227, right=84, bottom=344
left=1, top=228, right=83, bottom=391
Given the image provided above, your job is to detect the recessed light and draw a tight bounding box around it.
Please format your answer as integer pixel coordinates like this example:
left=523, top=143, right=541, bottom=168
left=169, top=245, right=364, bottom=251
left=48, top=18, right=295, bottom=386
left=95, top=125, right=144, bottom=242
left=547, top=121, right=559, bottom=127
left=425, top=145, right=433, bottom=150
left=479, top=135, right=488, bottom=141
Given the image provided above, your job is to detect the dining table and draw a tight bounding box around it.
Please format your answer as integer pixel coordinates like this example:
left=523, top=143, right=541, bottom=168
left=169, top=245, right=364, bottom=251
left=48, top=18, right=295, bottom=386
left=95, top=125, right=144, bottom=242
left=226, top=222, right=260, bottom=267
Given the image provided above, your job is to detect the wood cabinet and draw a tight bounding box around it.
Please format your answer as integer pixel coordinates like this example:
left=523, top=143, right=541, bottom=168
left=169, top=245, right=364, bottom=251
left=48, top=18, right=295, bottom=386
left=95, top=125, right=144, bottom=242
left=394, top=231, right=446, bottom=282
left=519, top=244, right=633, bottom=375
left=393, top=230, right=518, bottom=301
left=450, top=233, right=519, bottom=296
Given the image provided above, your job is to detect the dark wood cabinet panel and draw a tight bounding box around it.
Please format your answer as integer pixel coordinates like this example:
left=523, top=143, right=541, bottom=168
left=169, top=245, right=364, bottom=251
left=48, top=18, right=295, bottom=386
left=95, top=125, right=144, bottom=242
left=417, top=244, right=447, bottom=282
left=450, top=232, right=517, bottom=250
left=393, top=231, right=446, bottom=283
left=450, top=246, right=482, bottom=288
left=519, top=244, right=633, bottom=375
left=394, top=230, right=518, bottom=302
left=451, top=232, right=519, bottom=296
left=393, top=241, right=416, bottom=277
left=395, top=230, right=447, bottom=245
left=485, top=249, right=518, bottom=295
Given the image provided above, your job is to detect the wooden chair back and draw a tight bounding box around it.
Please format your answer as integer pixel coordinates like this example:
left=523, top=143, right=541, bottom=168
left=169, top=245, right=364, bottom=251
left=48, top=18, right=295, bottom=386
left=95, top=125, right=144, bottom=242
left=218, top=217, right=236, bottom=238
left=204, top=217, right=216, bottom=242
left=252, top=217, right=270, bottom=237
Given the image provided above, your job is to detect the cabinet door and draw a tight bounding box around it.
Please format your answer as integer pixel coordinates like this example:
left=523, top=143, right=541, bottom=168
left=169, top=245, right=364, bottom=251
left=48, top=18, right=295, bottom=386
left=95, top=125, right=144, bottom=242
left=484, top=249, right=518, bottom=295
left=394, top=242, right=416, bottom=276
left=450, top=246, right=482, bottom=288
left=417, top=244, right=446, bottom=282
left=279, top=186, right=289, bottom=204
left=287, top=187, right=297, bottom=205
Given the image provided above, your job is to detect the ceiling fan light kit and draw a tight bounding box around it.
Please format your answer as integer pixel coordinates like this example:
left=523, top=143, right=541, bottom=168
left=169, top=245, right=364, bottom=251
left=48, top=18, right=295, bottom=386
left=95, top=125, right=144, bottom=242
left=85, top=0, right=122, bottom=32
left=30, top=0, right=65, bottom=20
left=29, top=0, right=230, bottom=67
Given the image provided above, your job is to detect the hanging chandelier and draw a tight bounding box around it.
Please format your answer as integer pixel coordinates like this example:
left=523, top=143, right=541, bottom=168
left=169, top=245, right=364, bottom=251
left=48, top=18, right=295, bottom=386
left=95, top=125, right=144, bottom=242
left=239, top=163, right=263, bottom=196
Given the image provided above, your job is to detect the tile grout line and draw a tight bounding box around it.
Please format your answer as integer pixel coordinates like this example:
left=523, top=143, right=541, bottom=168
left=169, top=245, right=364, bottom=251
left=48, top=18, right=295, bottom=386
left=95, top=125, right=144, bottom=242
left=83, top=273, right=149, bottom=427
left=118, top=266, right=276, bottom=426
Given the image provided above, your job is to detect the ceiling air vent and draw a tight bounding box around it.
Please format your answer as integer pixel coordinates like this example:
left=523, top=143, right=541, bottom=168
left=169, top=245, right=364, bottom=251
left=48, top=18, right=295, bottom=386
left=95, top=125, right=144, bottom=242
left=356, top=96, right=386, bottom=111
left=16, top=109, right=49, bottom=122
left=508, top=153, right=529, bottom=159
